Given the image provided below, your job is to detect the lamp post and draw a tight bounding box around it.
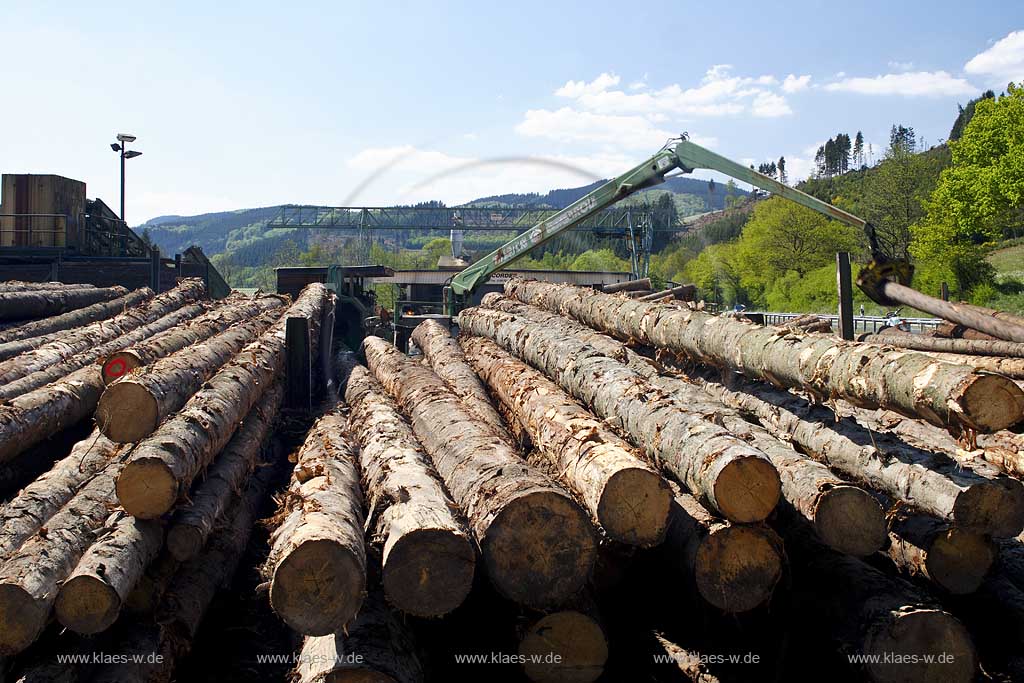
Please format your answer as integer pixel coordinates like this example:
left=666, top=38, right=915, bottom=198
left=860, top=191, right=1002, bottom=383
left=110, top=134, right=142, bottom=224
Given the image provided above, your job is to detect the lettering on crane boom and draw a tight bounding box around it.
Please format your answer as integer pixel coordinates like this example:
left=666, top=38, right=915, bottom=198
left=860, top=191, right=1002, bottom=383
left=493, top=195, right=599, bottom=266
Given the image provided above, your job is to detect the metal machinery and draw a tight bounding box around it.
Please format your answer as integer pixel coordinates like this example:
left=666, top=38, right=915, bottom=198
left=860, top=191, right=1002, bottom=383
left=446, top=136, right=916, bottom=315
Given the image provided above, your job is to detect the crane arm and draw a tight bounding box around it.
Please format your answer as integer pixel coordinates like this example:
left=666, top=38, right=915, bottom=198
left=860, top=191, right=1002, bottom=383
left=448, top=136, right=904, bottom=308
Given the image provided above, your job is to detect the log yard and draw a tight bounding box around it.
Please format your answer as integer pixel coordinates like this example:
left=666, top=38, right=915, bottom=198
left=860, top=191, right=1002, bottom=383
left=3, top=3, right=1024, bottom=681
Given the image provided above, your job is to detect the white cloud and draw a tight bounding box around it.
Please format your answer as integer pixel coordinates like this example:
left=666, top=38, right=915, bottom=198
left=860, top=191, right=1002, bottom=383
left=782, top=74, right=811, bottom=93
left=515, top=107, right=677, bottom=149
left=887, top=61, right=915, bottom=71
left=555, top=73, right=621, bottom=98
left=824, top=71, right=976, bottom=96
left=965, top=30, right=1024, bottom=85
left=751, top=91, right=792, bottom=117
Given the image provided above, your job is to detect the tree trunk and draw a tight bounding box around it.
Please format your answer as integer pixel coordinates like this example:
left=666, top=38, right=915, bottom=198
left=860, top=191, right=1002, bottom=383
left=784, top=525, right=977, bottom=683
left=264, top=411, right=366, bottom=636
left=504, top=278, right=1024, bottom=433
left=100, top=292, right=287, bottom=384
left=293, top=588, right=424, bottom=683
left=861, top=331, right=1024, bottom=358
left=0, top=279, right=205, bottom=387
left=886, top=513, right=995, bottom=594
left=0, top=286, right=129, bottom=321
left=0, top=288, right=152, bottom=350
left=692, top=373, right=1024, bottom=537
left=164, top=384, right=282, bottom=561
left=0, top=303, right=207, bottom=400
left=96, top=308, right=282, bottom=443
left=662, top=488, right=783, bottom=613
left=460, top=335, right=672, bottom=547
left=123, top=550, right=179, bottom=617
left=935, top=321, right=1000, bottom=341
left=479, top=295, right=884, bottom=555
left=457, top=306, right=781, bottom=524
left=652, top=632, right=722, bottom=683
left=0, top=463, right=121, bottom=654
left=0, top=366, right=106, bottom=465
left=344, top=365, right=475, bottom=617
left=363, top=335, right=596, bottom=609
left=115, top=284, right=325, bottom=519
left=602, top=278, right=651, bottom=293
left=912, top=350, right=1024, bottom=379
left=0, top=281, right=95, bottom=293
left=0, top=430, right=121, bottom=558
left=519, top=601, right=608, bottom=683
left=411, top=319, right=513, bottom=445
left=637, top=284, right=696, bottom=302
left=55, top=511, right=165, bottom=634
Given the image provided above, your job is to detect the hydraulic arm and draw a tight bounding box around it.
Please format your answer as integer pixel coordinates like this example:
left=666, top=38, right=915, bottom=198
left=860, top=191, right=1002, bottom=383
left=446, top=136, right=911, bottom=313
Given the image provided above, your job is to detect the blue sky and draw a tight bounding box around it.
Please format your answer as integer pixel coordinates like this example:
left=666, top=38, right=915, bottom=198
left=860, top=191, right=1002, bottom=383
left=3, top=1, right=1023, bottom=225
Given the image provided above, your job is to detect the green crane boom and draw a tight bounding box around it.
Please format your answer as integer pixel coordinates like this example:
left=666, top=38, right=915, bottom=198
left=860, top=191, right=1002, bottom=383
left=446, top=136, right=908, bottom=313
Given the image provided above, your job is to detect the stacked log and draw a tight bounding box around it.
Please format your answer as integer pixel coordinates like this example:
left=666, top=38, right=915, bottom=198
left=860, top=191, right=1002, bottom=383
left=0, top=288, right=152, bottom=349
left=96, top=307, right=283, bottom=442
left=411, top=319, right=514, bottom=444
left=115, top=283, right=325, bottom=519
left=477, top=296, right=886, bottom=555
left=344, top=365, right=475, bottom=617
left=602, top=278, right=651, bottom=293
left=459, top=335, right=672, bottom=547
left=0, top=281, right=95, bottom=293
left=0, top=286, right=129, bottom=320
left=885, top=513, right=996, bottom=594
left=518, top=597, right=608, bottom=683
left=0, top=279, right=206, bottom=386
left=504, top=278, right=1024, bottom=433
left=263, top=410, right=366, bottom=636
left=100, top=292, right=288, bottom=384
left=457, top=305, right=782, bottom=524
left=363, top=335, right=596, bottom=608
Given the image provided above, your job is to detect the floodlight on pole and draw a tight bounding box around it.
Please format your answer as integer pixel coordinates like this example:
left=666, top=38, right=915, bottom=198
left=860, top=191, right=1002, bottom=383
left=111, top=133, right=142, bottom=223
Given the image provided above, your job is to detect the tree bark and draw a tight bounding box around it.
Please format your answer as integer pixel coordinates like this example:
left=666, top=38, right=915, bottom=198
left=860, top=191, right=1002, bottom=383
left=637, top=284, right=696, bottom=302
left=784, top=525, right=977, bottom=683
left=691, top=373, right=1024, bottom=537
left=662, top=488, right=783, bottom=613
left=115, top=284, right=325, bottom=519
left=0, top=279, right=205, bottom=386
left=0, top=463, right=121, bottom=654
left=457, top=306, right=781, bottom=524
left=479, top=295, right=884, bottom=555
left=861, top=331, right=1024, bottom=358
left=0, top=286, right=129, bottom=321
left=294, top=588, right=424, bottom=683
left=123, top=549, right=179, bottom=617
left=504, top=278, right=1024, bottom=433
left=55, top=511, right=165, bottom=634
left=652, top=632, right=722, bottom=683
left=264, top=410, right=366, bottom=636
left=344, top=365, right=475, bottom=617
left=100, top=292, right=287, bottom=384
left=164, top=384, right=282, bottom=561
left=459, top=335, right=672, bottom=547
left=0, top=429, right=121, bottom=558
left=411, top=319, right=513, bottom=445
left=911, top=350, right=1024, bottom=379
left=363, top=335, right=596, bottom=609
left=0, top=302, right=208, bottom=400
left=0, top=366, right=106, bottom=465
left=0, top=281, right=95, bottom=293
left=602, top=278, right=650, bottom=293
left=886, top=513, right=995, bottom=594
left=0, top=288, right=152, bottom=350
left=96, top=308, right=283, bottom=443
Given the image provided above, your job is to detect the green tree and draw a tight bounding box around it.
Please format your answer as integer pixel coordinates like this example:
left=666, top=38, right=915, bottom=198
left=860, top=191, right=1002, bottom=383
left=911, top=84, right=1024, bottom=295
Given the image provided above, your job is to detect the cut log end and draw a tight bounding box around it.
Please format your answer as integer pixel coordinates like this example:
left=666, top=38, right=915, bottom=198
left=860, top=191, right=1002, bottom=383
left=317, top=672, right=398, bottom=683
left=483, top=490, right=596, bottom=609
left=960, top=373, right=1024, bottom=433
left=712, top=455, right=781, bottom=524
left=693, top=525, right=782, bottom=613
left=54, top=574, right=120, bottom=634
left=95, top=381, right=160, bottom=443
left=863, top=609, right=976, bottom=683
left=597, top=467, right=672, bottom=547
left=519, top=610, right=608, bottom=683
left=954, top=478, right=1024, bottom=537
left=382, top=528, right=475, bottom=618
left=166, top=523, right=205, bottom=562
left=926, top=529, right=996, bottom=594
left=101, top=351, right=142, bottom=385
left=0, top=584, right=48, bottom=655
left=814, top=485, right=888, bottom=557
left=271, top=538, right=366, bottom=636
left=116, top=457, right=178, bottom=519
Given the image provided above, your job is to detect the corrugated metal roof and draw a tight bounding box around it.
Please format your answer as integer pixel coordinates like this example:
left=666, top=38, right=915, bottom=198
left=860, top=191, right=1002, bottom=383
left=371, top=269, right=631, bottom=286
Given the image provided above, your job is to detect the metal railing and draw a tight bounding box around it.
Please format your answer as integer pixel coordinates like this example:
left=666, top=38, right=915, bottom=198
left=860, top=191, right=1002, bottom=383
left=756, top=311, right=942, bottom=335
